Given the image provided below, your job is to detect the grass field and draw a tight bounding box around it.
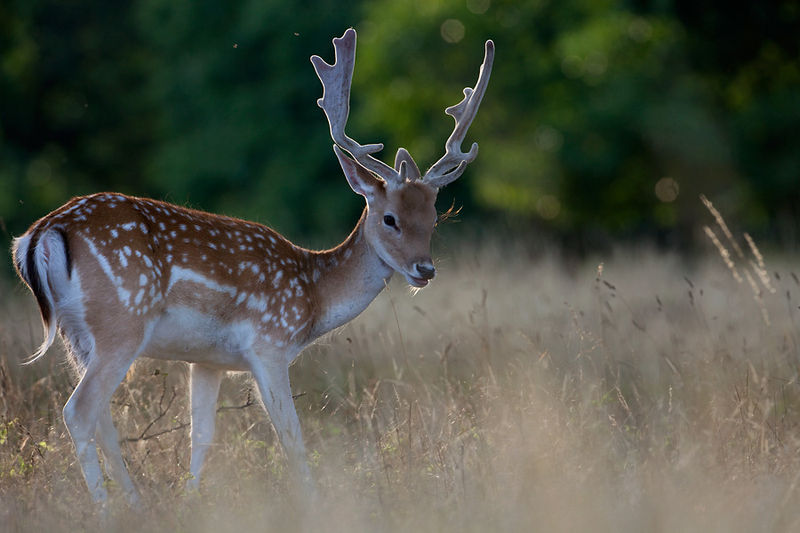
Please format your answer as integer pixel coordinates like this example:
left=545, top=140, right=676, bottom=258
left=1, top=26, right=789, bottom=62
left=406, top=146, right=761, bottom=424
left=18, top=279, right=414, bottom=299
left=2, top=233, right=800, bottom=532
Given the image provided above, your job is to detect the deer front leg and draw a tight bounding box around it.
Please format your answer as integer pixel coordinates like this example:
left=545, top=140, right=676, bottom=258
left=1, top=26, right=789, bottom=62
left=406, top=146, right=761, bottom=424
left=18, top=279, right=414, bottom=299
left=247, top=354, right=313, bottom=490
left=186, top=363, right=223, bottom=490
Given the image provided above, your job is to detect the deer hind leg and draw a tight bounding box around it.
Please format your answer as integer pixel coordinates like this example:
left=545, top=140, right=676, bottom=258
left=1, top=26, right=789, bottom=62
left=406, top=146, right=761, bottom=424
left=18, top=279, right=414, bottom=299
left=246, top=353, right=313, bottom=491
left=62, top=339, right=143, bottom=505
left=186, top=363, right=223, bottom=490
left=95, top=407, right=139, bottom=505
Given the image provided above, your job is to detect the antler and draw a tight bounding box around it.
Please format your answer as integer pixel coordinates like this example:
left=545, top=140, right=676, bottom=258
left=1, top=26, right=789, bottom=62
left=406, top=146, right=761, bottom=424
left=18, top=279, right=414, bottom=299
left=312, top=29, right=494, bottom=190
left=423, top=39, right=495, bottom=189
left=311, top=29, right=404, bottom=186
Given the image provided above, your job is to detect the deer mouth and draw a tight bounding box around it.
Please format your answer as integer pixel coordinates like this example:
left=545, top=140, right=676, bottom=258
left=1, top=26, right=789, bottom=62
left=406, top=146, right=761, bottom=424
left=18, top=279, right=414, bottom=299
left=405, top=273, right=430, bottom=288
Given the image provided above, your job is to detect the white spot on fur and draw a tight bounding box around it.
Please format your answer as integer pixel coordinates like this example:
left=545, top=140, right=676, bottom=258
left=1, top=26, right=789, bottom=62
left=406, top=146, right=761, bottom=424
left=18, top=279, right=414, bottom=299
left=247, top=294, right=268, bottom=313
left=167, top=265, right=237, bottom=298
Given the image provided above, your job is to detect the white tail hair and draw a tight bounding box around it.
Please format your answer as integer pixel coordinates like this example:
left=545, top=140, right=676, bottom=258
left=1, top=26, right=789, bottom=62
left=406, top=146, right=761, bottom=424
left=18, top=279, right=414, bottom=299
left=12, top=228, right=72, bottom=364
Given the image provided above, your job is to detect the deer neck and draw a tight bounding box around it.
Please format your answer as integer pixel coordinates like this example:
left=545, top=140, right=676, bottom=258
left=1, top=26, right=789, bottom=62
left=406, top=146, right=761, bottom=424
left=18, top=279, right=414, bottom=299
left=308, top=207, right=393, bottom=339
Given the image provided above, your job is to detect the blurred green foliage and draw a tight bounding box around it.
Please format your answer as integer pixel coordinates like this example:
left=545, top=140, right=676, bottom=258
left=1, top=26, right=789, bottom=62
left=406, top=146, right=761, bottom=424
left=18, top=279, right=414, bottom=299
left=2, top=0, right=799, bottom=269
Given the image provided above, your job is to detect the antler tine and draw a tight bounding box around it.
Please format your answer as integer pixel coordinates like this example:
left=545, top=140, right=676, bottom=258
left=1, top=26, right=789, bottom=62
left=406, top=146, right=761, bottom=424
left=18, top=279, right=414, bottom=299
left=424, top=39, right=495, bottom=189
left=311, top=29, right=403, bottom=185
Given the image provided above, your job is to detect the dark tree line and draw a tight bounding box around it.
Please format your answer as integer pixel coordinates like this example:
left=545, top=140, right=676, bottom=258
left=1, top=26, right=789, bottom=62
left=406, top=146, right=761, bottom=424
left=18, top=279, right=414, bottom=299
left=2, top=0, right=799, bottom=277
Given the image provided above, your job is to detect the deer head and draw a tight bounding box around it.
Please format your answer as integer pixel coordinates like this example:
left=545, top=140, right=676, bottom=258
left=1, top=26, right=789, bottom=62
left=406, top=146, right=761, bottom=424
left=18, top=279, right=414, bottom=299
left=311, top=29, right=494, bottom=287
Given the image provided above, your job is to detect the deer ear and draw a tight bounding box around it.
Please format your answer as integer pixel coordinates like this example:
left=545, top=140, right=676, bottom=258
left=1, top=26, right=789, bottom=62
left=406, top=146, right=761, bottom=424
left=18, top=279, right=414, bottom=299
left=334, top=145, right=383, bottom=199
left=394, top=148, right=421, bottom=181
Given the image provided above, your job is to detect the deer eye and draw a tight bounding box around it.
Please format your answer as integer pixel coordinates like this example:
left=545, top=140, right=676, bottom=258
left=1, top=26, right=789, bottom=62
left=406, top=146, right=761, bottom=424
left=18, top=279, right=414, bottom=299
left=383, top=214, right=396, bottom=228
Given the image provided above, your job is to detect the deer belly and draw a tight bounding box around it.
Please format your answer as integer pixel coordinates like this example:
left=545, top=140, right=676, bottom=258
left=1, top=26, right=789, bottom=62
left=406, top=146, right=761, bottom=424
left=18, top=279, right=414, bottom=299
left=144, top=306, right=255, bottom=369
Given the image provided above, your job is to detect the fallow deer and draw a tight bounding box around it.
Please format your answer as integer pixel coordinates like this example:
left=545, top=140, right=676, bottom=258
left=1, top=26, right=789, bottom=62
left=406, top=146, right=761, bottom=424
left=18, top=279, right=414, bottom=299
left=11, top=28, right=493, bottom=505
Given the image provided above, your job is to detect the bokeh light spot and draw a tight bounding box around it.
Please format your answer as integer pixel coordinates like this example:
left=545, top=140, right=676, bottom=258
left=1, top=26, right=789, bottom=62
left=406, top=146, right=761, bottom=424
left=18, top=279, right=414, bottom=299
left=537, top=195, right=561, bottom=220
left=441, top=19, right=465, bottom=44
left=467, top=0, right=491, bottom=15
left=655, top=177, right=679, bottom=203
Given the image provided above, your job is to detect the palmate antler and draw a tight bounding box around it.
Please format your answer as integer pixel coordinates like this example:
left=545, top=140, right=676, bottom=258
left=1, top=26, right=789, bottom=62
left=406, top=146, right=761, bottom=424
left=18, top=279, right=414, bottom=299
left=310, top=29, right=404, bottom=186
left=423, top=39, right=495, bottom=188
left=311, top=28, right=494, bottom=189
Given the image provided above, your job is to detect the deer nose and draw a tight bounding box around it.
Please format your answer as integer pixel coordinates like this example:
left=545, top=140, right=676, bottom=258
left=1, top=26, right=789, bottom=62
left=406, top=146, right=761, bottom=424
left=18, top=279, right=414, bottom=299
left=415, top=262, right=436, bottom=280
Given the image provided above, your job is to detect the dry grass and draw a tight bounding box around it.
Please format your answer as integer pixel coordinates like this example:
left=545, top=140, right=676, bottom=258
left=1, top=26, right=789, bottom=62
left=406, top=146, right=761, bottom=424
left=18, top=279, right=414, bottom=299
left=3, top=239, right=800, bottom=532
